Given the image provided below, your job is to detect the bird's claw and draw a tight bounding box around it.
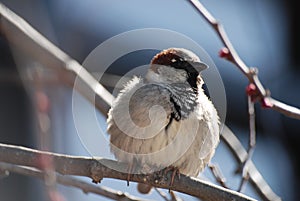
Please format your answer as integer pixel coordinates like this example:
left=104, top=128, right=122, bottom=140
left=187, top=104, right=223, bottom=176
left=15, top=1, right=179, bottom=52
left=161, top=166, right=180, bottom=192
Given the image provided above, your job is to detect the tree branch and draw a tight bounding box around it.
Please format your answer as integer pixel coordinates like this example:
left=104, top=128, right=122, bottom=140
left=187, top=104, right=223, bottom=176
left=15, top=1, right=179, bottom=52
left=0, top=162, right=150, bottom=201
left=188, top=0, right=300, bottom=119
left=0, top=143, right=256, bottom=201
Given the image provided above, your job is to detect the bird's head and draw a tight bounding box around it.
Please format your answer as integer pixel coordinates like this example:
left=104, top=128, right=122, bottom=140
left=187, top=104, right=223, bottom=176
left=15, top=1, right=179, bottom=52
left=146, top=48, right=208, bottom=89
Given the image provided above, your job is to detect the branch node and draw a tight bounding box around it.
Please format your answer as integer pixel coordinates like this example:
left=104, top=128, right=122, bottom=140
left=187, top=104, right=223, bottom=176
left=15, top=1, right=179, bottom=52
left=265, top=89, right=271, bottom=97
left=212, top=20, right=220, bottom=30
left=261, top=97, right=273, bottom=109
left=246, top=83, right=257, bottom=97
left=249, top=67, right=258, bottom=76
left=246, top=83, right=261, bottom=102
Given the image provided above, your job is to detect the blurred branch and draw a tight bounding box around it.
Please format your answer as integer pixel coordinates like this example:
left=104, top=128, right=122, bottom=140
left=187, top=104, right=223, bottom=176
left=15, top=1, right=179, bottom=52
left=0, top=2, right=113, bottom=116
left=0, top=143, right=256, bottom=201
left=0, top=162, right=150, bottom=201
left=154, top=188, right=171, bottom=201
left=0, top=69, right=125, bottom=91
left=188, top=0, right=300, bottom=120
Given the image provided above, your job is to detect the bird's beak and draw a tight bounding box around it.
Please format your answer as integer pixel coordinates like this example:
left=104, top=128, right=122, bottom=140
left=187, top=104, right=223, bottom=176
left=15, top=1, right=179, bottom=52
left=191, top=61, right=208, bottom=72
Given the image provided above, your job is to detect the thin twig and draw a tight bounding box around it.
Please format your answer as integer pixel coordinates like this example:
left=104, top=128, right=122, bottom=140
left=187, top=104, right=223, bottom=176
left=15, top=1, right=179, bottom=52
left=154, top=188, right=183, bottom=201
left=169, top=191, right=183, bottom=201
left=221, top=126, right=282, bottom=201
left=0, top=143, right=256, bottom=201
left=208, top=163, right=227, bottom=188
left=237, top=96, right=257, bottom=192
left=188, top=0, right=300, bottom=119
left=154, top=188, right=170, bottom=201
left=0, top=162, right=150, bottom=201
left=248, top=96, right=256, bottom=153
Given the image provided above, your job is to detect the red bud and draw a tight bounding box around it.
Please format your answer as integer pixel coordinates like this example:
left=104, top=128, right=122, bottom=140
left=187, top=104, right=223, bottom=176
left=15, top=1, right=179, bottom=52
left=246, top=83, right=257, bottom=96
left=36, top=91, right=50, bottom=113
left=261, top=98, right=273, bottom=108
left=219, top=47, right=230, bottom=58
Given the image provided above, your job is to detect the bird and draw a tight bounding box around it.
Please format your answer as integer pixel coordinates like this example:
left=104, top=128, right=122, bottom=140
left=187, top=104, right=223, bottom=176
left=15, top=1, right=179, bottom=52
left=107, top=47, right=220, bottom=193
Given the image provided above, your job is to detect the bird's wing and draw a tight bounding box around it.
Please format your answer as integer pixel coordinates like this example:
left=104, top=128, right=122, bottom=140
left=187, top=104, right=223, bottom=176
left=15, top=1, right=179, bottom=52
left=108, top=78, right=174, bottom=139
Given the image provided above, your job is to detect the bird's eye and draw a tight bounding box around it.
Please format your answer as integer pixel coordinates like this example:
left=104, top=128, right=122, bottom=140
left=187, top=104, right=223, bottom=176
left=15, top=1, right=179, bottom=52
left=171, top=58, right=177, bottom=63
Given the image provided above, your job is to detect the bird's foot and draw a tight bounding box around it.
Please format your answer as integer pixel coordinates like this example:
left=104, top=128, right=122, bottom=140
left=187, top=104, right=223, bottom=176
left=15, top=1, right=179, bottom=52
left=161, top=166, right=180, bottom=192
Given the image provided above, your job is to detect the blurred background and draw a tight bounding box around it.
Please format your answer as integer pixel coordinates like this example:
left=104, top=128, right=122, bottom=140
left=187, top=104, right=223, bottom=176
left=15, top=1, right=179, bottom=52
left=0, top=0, right=299, bottom=200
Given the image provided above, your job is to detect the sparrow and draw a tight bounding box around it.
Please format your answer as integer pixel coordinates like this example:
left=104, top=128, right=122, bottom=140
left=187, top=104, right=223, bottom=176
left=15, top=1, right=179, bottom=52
left=107, top=48, right=220, bottom=193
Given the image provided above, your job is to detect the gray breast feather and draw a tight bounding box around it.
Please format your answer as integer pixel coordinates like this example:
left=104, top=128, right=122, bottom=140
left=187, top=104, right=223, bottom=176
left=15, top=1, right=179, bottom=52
left=107, top=77, right=173, bottom=142
left=128, top=83, right=173, bottom=129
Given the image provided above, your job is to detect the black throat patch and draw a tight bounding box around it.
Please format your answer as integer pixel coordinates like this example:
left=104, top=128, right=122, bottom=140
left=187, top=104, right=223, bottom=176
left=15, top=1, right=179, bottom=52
left=165, top=83, right=198, bottom=130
